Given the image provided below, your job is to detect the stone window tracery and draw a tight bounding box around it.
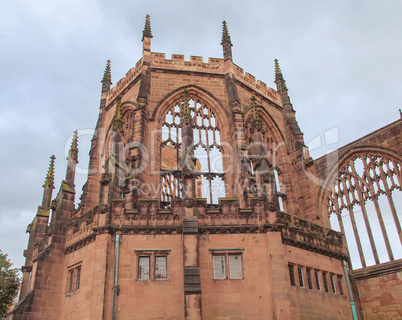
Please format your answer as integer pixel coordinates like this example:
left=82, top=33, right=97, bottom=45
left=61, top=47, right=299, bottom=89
left=160, top=95, right=225, bottom=208
left=122, top=109, right=135, bottom=143
left=327, top=153, right=402, bottom=269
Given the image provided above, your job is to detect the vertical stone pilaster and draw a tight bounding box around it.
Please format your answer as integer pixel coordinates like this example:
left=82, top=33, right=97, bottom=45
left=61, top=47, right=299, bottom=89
left=181, top=90, right=202, bottom=319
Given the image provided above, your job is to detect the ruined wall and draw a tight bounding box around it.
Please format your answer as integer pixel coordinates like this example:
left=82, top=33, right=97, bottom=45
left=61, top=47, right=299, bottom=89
left=351, top=260, right=402, bottom=319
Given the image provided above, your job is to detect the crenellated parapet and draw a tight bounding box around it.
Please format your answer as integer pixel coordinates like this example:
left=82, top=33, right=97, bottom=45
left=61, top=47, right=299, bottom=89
left=107, top=58, right=143, bottom=105
left=234, top=64, right=281, bottom=104
left=151, top=53, right=224, bottom=73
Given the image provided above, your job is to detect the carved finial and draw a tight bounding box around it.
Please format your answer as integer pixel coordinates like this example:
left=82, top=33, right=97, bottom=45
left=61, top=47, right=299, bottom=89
left=101, top=59, right=112, bottom=84
left=67, top=130, right=79, bottom=163
left=43, top=155, right=56, bottom=188
left=182, top=89, right=191, bottom=125
left=112, top=95, right=124, bottom=132
left=399, top=109, right=402, bottom=119
left=274, top=59, right=287, bottom=91
left=221, top=21, right=232, bottom=46
left=142, top=14, right=153, bottom=41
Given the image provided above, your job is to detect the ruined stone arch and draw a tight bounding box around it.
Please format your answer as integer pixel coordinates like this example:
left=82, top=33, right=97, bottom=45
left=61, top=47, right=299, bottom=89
left=317, top=146, right=402, bottom=269
left=156, top=86, right=232, bottom=208
left=152, top=85, right=229, bottom=124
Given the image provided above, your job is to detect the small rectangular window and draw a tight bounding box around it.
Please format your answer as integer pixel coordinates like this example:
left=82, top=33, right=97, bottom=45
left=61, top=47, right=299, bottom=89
left=306, top=268, right=313, bottom=289
left=297, top=267, right=304, bottom=288
left=68, top=270, right=74, bottom=293
left=213, top=255, right=226, bottom=279
left=337, top=275, right=344, bottom=295
left=330, top=274, right=336, bottom=293
left=314, top=270, right=321, bottom=291
left=75, top=268, right=81, bottom=290
left=288, top=264, right=296, bottom=286
left=323, top=272, right=329, bottom=292
left=229, top=254, right=242, bottom=279
left=155, top=256, right=167, bottom=279
left=138, top=256, right=150, bottom=280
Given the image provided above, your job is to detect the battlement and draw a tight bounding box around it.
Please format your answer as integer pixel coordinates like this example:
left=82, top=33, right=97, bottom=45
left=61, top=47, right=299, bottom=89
left=151, top=52, right=224, bottom=73
left=107, top=58, right=143, bottom=104
left=106, top=52, right=281, bottom=107
left=234, top=64, right=281, bottom=105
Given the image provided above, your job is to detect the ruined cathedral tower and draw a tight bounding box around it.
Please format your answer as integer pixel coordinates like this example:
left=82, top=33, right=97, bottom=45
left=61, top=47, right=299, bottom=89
left=10, top=16, right=402, bottom=320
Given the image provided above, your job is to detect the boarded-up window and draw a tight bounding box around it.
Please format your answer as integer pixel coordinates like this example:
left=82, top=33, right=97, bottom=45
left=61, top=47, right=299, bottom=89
left=138, top=256, right=150, bottom=280
left=213, top=255, right=226, bottom=279
left=229, top=254, right=242, bottom=279
left=155, top=256, right=167, bottom=279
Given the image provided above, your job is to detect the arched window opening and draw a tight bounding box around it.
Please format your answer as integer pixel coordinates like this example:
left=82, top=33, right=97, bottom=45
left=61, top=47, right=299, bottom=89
left=160, top=96, right=225, bottom=208
left=327, top=154, right=402, bottom=269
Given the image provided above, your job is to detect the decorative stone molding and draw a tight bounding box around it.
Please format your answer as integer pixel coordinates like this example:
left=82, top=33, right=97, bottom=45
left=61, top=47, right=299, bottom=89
left=101, top=173, right=112, bottom=184
left=219, top=198, right=239, bottom=215
left=21, top=265, right=32, bottom=273
left=99, top=204, right=108, bottom=213
left=50, top=199, right=59, bottom=210
left=184, top=198, right=196, bottom=208
left=275, top=211, right=291, bottom=225
left=65, top=234, right=96, bottom=254
left=85, top=210, right=94, bottom=225
left=266, top=202, right=278, bottom=212
left=294, top=216, right=309, bottom=230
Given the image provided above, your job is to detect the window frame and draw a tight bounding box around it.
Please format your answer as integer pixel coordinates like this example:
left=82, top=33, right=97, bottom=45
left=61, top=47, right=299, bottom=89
left=138, top=256, right=151, bottom=280
left=210, top=248, right=244, bottom=280
left=330, top=274, right=337, bottom=294
left=337, top=275, right=344, bottom=295
left=322, top=272, right=329, bottom=292
left=297, top=266, right=305, bottom=288
left=314, top=270, right=321, bottom=291
left=288, top=264, right=296, bottom=287
left=228, top=253, right=243, bottom=279
left=66, top=261, right=82, bottom=294
left=135, top=249, right=170, bottom=281
left=306, top=268, right=313, bottom=289
left=154, top=255, right=168, bottom=280
left=212, top=255, right=226, bottom=279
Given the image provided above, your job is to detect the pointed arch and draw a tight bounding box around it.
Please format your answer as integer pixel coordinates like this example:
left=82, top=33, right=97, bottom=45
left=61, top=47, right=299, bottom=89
left=317, top=146, right=402, bottom=270
left=157, top=87, right=231, bottom=208
left=151, top=85, right=230, bottom=125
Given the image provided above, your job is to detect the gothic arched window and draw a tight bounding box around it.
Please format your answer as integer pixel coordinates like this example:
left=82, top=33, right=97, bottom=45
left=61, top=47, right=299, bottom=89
left=160, top=95, right=225, bottom=208
left=327, top=154, right=402, bottom=269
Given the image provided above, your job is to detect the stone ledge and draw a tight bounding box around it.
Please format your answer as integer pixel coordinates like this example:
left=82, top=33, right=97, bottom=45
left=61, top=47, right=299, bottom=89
left=351, top=259, right=402, bottom=280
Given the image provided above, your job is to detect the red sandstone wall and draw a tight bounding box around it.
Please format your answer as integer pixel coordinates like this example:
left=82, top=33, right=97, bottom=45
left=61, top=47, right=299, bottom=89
left=116, top=234, right=184, bottom=319
left=285, top=245, right=352, bottom=319
left=199, top=233, right=275, bottom=319
left=352, top=261, right=402, bottom=319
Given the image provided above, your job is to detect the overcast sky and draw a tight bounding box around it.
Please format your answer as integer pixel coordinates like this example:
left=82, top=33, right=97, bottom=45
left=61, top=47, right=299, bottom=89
left=1, top=0, right=401, bottom=269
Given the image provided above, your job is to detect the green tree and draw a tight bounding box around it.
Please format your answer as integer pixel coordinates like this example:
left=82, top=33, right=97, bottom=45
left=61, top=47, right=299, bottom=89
left=0, top=250, right=20, bottom=319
